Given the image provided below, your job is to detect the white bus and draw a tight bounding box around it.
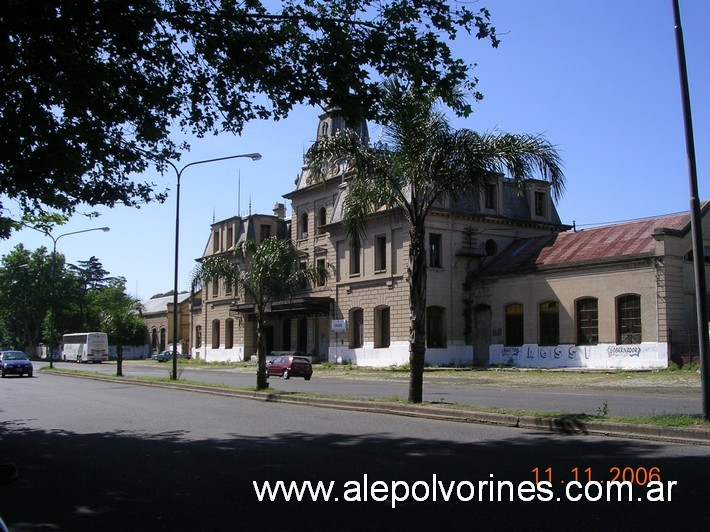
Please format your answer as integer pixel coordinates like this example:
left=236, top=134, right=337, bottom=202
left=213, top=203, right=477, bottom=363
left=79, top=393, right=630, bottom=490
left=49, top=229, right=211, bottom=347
left=62, top=332, right=109, bottom=363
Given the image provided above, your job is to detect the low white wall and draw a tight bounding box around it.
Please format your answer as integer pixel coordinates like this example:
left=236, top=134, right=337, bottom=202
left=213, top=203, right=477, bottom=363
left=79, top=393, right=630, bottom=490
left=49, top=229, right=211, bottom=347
left=489, top=343, right=668, bottom=370
left=328, top=342, right=474, bottom=367
left=193, top=345, right=246, bottom=363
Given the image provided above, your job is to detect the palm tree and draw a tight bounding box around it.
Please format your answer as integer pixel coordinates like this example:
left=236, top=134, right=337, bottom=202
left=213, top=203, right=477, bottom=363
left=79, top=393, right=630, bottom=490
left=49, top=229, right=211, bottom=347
left=305, top=79, right=565, bottom=403
left=193, top=237, right=318, bottom=390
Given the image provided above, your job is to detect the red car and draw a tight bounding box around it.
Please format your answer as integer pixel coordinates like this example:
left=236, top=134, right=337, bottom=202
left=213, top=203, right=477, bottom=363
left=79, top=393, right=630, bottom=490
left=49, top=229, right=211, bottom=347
left=266, top=355, right=313, bottom=380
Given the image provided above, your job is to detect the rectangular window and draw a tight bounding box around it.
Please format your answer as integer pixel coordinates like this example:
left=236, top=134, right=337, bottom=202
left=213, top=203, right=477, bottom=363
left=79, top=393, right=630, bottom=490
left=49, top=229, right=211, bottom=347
left=260, top=224, right=271, bottom=242
left=506, top=304, right=524, bottom=346
left=429, top=233, right=442, bottom=268
left=213, top=230, right=220, bottom=253
left=212, top=278, right=219, bottom=297
left=350, top=309, right=363, bottom=348
left=576, top=298, right=599, bottom=345
left=316, top=258, right=326, bottom=287
left=226, top=226, right=233, bottom=249
left=350, top=241, right=361, bottom=276
left=484, top=184, right=496, bottom=210
left=375, top=235, right=387, bottom=272
left=534, top=191, right=546, bottom=217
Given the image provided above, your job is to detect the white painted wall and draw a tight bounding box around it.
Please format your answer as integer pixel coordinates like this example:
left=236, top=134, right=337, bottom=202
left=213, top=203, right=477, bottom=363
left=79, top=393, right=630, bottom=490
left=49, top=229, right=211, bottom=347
left=328, top=342, right=474, bottom=367
left=489, top=343, right=668, bottom=369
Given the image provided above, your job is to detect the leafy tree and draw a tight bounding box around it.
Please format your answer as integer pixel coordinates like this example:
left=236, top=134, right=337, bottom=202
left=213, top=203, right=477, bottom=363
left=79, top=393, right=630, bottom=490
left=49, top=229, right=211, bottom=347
left=67, top=256, right=110, bottom=326
left=68, top=256, right=110, bottom=291
left=0, top=244, right=80, bottom=354
left=193, top=237, right=317, bottom=389
left=305, top=80, right=565, bottom=403
left=88, top=277, right=145, bottom=376
left=0, top=0, right=498, bottom=235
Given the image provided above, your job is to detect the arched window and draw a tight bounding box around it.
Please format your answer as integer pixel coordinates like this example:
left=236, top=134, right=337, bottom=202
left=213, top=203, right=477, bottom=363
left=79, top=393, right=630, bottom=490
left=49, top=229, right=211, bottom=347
left=426, top=306, right=446, bottom=348
left=349, top=308, right=364, bottom=348
left=505, top=304, right=524, bottom=346
left=539, top=301, right=559, bottom=346
left=617, top=294, right=641, bottom=344
left=160, top=327, right=166, bottom=352
left=212, top=320, right=220, bottom=349
left=576, top=298, right=598, bottom=345
left=151, top=328, right=158, bottom=351
left=225, top=318, right=234, bottom=349
left=374, top=306, right=390, bottom=348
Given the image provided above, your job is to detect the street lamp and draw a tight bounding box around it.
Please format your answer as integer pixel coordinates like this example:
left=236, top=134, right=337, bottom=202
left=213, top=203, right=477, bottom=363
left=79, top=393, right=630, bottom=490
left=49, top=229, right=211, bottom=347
left=45, top=227, right=111, bottom=368
left=167, top=153, right=262, bottom=380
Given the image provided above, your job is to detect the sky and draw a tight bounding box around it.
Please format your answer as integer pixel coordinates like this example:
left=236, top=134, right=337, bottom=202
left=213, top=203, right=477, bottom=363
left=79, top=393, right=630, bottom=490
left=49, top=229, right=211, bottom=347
left=1, top=0, right=708, bottom=301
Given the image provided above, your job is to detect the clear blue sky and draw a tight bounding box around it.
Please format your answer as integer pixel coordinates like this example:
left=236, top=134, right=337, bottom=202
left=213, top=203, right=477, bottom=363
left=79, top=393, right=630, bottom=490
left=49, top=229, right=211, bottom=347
left=1, top=0, right=708, bottom=300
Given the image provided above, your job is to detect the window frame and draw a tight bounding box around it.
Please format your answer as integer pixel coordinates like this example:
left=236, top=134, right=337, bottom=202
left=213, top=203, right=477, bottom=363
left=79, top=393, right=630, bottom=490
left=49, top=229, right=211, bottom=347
left=429, top=233, right=442, bottom=269
left=576, top=298, right=599, bottom=345
left=374, top=234, right=387, bottom=272
left=617, top=294, right=642, bottom=344
left=349, top=308, right=364, bottom=349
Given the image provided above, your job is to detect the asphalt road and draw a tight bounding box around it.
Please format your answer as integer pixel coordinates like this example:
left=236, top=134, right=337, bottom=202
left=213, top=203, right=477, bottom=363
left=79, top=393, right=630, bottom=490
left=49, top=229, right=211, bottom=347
left=37, top=360, right=703, bottom=418
left=1, top=373, right=709, bottom=530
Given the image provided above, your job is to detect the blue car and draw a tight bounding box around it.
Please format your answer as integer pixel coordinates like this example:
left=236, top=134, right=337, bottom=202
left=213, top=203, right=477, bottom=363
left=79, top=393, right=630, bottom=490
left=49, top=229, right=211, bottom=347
left=151, top=350, right=190, bottom=362
left=0, top=351, right=33, bottom=378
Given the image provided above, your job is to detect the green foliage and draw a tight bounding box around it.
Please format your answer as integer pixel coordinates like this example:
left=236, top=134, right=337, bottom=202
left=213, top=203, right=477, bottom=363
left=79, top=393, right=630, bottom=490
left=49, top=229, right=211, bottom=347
left=305, top=79, right=564, bottom=403
left=0, top=246, right=145, bottom=351
left=193, top=237, right=320, bottom=389
left=0, top=0, right=498, bottom=234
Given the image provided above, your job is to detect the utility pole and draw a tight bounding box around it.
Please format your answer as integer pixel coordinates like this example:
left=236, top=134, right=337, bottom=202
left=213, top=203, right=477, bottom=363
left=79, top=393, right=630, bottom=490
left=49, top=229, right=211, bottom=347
left=672, top=0, right=710, bottom=419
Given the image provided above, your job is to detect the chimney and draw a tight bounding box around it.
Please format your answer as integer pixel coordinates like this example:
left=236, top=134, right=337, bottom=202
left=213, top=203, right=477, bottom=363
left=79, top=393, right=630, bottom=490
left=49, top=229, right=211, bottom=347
left=273, top=202, right=286, bottom=219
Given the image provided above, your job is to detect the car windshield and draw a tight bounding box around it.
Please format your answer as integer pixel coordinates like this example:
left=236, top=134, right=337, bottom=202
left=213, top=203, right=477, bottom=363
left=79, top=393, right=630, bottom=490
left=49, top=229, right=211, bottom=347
left=3, top=352, right=27, bottom=360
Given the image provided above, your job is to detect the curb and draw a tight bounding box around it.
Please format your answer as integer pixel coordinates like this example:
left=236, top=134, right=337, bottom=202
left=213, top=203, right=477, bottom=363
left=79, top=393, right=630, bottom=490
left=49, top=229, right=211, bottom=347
left=45, top=371, right=710, bottom=446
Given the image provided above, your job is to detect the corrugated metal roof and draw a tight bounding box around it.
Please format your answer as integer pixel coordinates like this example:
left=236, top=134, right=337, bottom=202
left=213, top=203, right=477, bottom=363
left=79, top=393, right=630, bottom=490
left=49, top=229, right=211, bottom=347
left=482, top=211, right=693, bottom=275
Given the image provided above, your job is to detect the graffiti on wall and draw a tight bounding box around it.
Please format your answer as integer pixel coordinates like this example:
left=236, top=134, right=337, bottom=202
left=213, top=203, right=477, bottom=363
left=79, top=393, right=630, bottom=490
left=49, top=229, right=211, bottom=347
left=492, top=342, right=667, bottom=369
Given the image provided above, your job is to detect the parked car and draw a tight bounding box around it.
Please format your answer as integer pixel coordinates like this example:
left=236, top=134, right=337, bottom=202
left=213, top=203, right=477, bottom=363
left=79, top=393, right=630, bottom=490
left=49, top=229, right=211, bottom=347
left=151, top=350, right=190, bottom=362
left=266, top=355, right=313, bottom=380
left=0, top=351, right=33, bottom=378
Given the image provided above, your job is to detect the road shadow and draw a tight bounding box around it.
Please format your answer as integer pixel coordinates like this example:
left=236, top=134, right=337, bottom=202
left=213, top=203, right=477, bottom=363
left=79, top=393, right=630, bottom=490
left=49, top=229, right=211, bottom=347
left=1, top=416, right=708, bottom=531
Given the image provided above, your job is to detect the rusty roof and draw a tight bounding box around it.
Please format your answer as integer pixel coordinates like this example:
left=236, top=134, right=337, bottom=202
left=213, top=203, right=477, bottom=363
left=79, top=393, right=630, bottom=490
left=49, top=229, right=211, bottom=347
left=482, top=209, right=699, bottom=275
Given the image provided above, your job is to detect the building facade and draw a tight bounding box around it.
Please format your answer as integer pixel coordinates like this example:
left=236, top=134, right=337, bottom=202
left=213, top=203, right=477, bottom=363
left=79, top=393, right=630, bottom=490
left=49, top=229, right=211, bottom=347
left=284, top=107, right=569, bottom=367
left=190, top=206, right=291, bottom=361
left=141, top=292, right=191, bottom=355
left=478, top=206, right=710, bottom=369
left=188, top=106, right=710, bottom=369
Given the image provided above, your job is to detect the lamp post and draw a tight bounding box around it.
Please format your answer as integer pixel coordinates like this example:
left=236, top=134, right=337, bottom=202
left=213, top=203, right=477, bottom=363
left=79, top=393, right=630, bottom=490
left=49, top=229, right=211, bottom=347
left=167, top=153, right=262, bottom=380
left=45, top=227, right=111, bottom=368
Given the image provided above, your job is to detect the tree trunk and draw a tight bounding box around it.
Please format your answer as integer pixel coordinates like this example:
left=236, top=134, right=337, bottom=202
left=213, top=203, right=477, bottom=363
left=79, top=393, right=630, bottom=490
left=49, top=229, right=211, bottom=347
left=116, top=343, right=123, bottom=377
left=255, top=307, right=269, bottom=390
left=408, top=225, right=427, bottom=403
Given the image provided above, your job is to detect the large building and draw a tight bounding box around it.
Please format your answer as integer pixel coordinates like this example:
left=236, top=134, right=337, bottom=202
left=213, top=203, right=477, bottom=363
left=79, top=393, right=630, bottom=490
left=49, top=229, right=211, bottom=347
left=188, top=107, right=710, bottom=370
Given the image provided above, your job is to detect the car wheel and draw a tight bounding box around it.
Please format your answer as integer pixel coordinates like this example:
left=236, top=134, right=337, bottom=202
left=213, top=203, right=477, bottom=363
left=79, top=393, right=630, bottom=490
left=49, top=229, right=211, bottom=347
left=282, top=369, right=290, bottom=380
left=27, top=372, right=33, bottom=378
left=304, top=375, right=311, bottom=381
